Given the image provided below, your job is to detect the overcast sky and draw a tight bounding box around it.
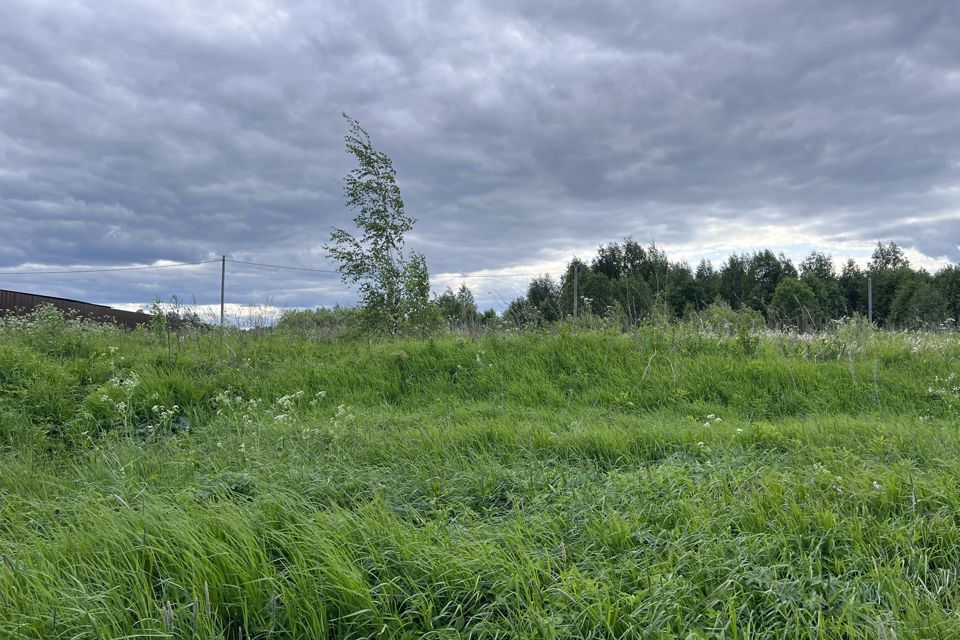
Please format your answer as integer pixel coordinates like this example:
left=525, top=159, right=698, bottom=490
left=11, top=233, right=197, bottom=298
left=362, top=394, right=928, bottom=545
left=1, top=0, right=958, bottom=313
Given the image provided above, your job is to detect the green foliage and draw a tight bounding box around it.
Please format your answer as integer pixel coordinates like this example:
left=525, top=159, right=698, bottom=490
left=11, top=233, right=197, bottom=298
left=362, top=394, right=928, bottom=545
left=664, top=262, right=698, bottom=318
left=889, top=279, right=947, bottom=329
left=868, top=241, right=910, bottom=271
left=935, top=265, right=960, bottom=323
left=840, top=258, right=867, bottom=316
left=6, top=311, right=960, bottom=637
left=149, top=295, right=167, bottom=336
left=504, top=296, right=540, bottom=328
left=527, top=275, right=562, bottom=323
left=689, top=300, right=765, bottom=337
left=275, top=305, right=361, bottom=339
left=436, top=284, right=481, bottom=330
left=719, top=253, right=751, bottom=309
left=771, top=277, right=818, bottom=330
left=747, top=249, right=797, bottom=314
left=325, top=114, right=432, bottom=335
left=515, top=238, right=959, bottom=330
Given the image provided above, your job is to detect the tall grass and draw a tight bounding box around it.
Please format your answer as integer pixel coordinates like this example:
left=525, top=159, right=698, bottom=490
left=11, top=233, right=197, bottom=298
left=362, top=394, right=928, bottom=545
left=1, top=307, right=959, bottom=638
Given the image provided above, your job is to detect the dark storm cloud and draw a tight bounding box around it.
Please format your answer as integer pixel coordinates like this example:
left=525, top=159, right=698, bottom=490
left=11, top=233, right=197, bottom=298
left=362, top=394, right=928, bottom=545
left=1, top=0, right=958, bottom=310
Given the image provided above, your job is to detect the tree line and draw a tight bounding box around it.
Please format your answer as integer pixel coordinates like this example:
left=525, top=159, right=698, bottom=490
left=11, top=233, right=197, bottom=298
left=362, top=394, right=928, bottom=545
left=494, top=239, right=960, bottom=331
left=323, top=114, right=959, bottom=334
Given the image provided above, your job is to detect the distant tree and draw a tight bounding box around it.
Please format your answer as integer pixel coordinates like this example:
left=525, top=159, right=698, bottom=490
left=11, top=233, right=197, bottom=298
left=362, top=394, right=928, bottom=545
left=802, top=273, right=845, bottom=326
left=868, top=242, right=910, bottom=271
left=454, top=284, right=478, bottom=319
left=611, top=276, right=653, bottom=324
left=719, top=254, right=750, bottom=309
left=889, top=279, right=946, bottom=329
left=839, top=259, right=867, bottom=316
left=799, top=251, right=835, bottom=281
left=436, top=284, right=479, bottom=328
left=325, top=114, right=431, bottom=334
left=664, top=263, right=698, bottom=318
left=527, top=275, right=561, bottom=322
left=867, top=242, right=914, bottom=326
left=560, top=258, right=612, bottom=317
left=641, top=242, right=670, bottom=293
left=621, top=238, right=648, bottom=280
left=592, top=242, right=625, bottom=279
left=504, top=297, right=538, bottom=328
left=797, top=252, right=844, bottom=325
left=747, top=250, right=797, bottom=314
left=935, top=265, right=960, bottom=323
left=399, top=253, right=439, bottom=333
left=771, top=277, right=818, bottom=330
left=693, top=260, right=719, bottom=306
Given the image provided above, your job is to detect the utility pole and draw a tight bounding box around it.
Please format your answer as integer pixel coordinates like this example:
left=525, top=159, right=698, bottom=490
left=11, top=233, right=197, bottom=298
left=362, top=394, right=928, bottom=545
left=867, top=276, right=873, bottom=324
left=220, top=255, right=226, bottom=328
left=572, top=264, right=578, bottom=320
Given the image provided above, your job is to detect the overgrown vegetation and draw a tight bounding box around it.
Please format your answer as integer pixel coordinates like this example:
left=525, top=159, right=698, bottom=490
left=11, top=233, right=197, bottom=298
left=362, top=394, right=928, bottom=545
left=2, top=306, right=960, bottom=637
left=504, top=240, right=960, bottom=332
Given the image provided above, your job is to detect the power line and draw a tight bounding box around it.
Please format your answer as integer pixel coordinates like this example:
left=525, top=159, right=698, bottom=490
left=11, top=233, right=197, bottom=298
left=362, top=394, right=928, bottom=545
left=440, top=272, right=544, bottom=279
left=1, top=255, right=550, bottom=281
left=0, top=259, right=220, bottom=276
left=225, top=259, right=339, bottom=273
left=226, top=259, right=546, bottom=279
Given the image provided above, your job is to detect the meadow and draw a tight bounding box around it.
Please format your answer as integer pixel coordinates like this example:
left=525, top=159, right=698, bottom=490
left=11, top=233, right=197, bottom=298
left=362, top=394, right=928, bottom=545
left=2, top=307, right=960, bottom=638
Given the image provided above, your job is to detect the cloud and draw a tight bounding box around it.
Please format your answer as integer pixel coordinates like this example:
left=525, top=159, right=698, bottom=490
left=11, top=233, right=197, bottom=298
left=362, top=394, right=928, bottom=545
left=0, top=0, right=957, bottom=310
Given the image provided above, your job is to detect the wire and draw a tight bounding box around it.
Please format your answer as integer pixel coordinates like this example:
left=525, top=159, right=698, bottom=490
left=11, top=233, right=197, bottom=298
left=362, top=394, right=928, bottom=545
left=225, top=259, right=339, bottom=273
left=0, top=256, right=548, bottom=281
left=0, top=259, right=220, bottom=276
left=440, top=272, right=544, bottom=278
left=226, top=259, right=545, bottom=279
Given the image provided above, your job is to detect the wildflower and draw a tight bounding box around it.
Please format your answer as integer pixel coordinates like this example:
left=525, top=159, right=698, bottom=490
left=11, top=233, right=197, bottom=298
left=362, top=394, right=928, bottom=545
left=714, top=417, right=722, bottom=423
left=872, top=481, right=882, bottom=491
left=706, top=414, right=715, bottom=420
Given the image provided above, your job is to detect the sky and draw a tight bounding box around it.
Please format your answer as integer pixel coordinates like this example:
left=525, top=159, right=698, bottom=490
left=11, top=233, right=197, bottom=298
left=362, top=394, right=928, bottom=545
left=1, top=0, right=959, bottom=314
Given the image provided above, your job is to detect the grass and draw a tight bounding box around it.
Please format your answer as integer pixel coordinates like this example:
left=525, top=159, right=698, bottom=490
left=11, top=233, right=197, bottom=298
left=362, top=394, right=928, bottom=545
left=2, top=307, right=960, bottom=638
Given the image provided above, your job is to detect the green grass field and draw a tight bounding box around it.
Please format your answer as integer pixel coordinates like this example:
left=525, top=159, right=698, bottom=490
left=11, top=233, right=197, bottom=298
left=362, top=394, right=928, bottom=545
left=2, top=308, right=960, bottom=638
